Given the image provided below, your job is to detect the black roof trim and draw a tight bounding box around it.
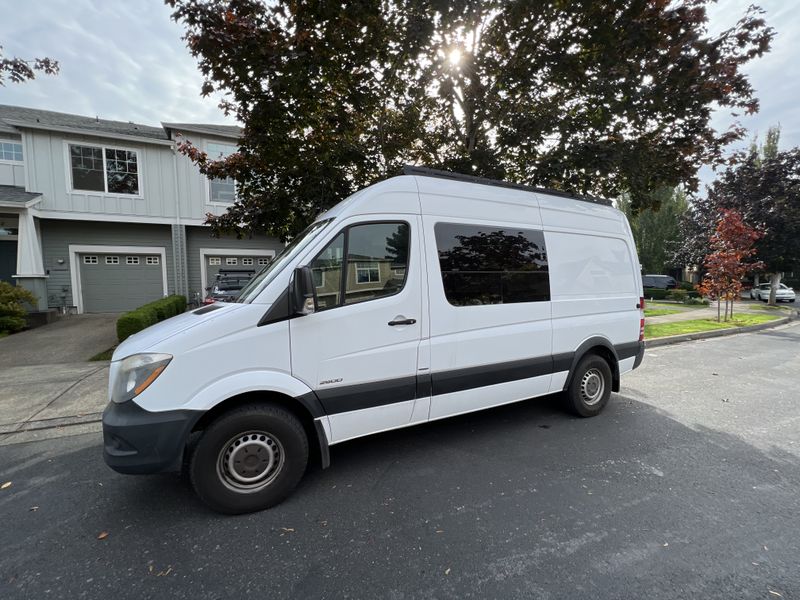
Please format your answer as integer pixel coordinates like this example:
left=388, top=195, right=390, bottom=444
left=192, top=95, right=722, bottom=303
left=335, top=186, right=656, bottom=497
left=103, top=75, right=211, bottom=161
left=400, top=166, right=613, bottom=206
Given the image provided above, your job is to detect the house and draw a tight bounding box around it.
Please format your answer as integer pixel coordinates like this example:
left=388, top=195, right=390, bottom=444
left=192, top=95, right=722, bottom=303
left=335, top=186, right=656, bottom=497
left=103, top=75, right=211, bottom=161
left=0, top=105, right=284, bottom=313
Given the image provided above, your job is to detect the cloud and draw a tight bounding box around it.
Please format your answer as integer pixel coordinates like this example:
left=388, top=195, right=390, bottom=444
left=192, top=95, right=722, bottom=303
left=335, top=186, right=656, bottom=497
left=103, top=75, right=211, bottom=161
left=0, top=0, right=233, bottom=126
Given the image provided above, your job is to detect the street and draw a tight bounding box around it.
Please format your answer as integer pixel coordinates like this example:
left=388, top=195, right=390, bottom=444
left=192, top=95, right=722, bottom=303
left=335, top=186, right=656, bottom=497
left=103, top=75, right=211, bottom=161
left=1, top=323, right=799, bottom=599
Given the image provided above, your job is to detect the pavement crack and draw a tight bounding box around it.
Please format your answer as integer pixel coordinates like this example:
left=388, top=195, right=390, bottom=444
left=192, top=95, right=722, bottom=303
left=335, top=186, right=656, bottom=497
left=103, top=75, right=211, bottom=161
left=15, top=365, right=107, bottom=432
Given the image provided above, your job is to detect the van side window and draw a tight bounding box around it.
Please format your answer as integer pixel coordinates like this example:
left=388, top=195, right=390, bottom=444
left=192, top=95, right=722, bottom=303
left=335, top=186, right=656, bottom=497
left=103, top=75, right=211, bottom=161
left=434, top=223, right=549, bottom=306
left=309, top=222, right=410, bottom=310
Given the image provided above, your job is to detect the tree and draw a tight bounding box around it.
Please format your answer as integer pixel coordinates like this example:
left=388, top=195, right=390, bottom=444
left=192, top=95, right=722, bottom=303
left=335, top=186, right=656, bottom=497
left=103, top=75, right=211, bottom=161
left=0, top=281, right=37, bottom=333
left=697, top=209, right=763, bottom=321
left=167, top=0, right=774, bottom=240
left=0, top=44, right=58, bottom=86
left=673, top=128, right=800, bottom=305
left=617, top=188, right=688, bottom=274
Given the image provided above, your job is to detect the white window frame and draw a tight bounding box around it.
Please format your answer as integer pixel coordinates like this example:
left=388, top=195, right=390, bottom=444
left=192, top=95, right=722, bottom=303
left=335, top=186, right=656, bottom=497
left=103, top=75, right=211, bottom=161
left=314, top=269, right=326, bottom=289
left=126, top=256, right=140, bottom=265
left=226, top=257, right=238, bottom=265
left=0, top=139, right=24, bottom=164
left=208, top=257, right=221, bottom=265
left=356, top=262, right=381, bottom=284
left=204, top=140, right=238, bottom=206
left=63, top=140, right=143, bottom=198
left=146, top=256, right=160, bottom=265
left=257, top=257, right=270, bottom=266
left=83, top=255, right=98, bottom=264
left=69, top=245, right=168, bottom=314
left=199, top=248, right=276, bottom=299
left=105, top=256, right=119, bottom=265
left=242, top=257, right=254, bottom=266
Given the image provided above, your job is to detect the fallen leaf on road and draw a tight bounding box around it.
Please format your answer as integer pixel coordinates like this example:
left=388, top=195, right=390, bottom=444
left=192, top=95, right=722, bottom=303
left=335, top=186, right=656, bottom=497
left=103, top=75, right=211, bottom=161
left=445, top=568, right=451, bottom=575
left=436, top=530, right=444, bottom=534
left=768, top=591, right=782, bottom=597
left=1, top=482, right=11, bottom=490
left=29, top=506, right=39, bottom=512
left=156, top=566, right=172, bottom=577
left=280, top=527, right=295, bottom=533
left=97, top=531, right=109, bottom=540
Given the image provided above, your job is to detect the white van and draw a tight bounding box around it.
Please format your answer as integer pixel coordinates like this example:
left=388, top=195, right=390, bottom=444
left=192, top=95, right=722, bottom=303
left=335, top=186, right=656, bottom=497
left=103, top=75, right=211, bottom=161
left=103, top=167, right=645, bottom=514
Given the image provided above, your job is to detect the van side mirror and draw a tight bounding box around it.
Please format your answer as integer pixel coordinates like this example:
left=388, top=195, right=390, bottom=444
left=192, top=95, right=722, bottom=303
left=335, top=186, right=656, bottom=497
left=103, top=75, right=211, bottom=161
left=291, top=266, right=316, bottom=316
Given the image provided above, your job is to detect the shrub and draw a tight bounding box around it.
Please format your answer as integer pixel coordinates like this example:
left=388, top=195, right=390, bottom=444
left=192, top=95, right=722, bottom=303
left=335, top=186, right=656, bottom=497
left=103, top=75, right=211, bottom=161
left=116, top=295, right=187, bottom=342
left=0, top=281, right=38, bottom=333
left=643, top=287, right=670, bottom=300
left=679, top=281, right=695, bottom=291
left=667, top=289, right=688, bottom=302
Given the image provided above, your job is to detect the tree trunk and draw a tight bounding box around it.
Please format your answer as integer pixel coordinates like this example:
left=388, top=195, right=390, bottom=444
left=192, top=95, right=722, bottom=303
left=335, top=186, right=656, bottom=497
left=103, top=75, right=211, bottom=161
left=730, top=294, right=734, bottom=318
left=769, top=272, right=782, bottom=306
left=754, top=273, right=760, bottom=287
left=717, top=297, right=721, bottom=322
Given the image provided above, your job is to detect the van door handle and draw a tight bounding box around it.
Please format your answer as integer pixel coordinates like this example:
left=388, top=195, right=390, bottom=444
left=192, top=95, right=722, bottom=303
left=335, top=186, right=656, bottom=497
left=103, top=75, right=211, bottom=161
left=388, top=318, right=416, bottom=326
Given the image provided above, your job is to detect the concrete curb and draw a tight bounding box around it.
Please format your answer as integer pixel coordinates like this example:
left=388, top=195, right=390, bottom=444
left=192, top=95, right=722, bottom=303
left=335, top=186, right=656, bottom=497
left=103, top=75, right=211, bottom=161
left=645, top=315, right=793, bottom=349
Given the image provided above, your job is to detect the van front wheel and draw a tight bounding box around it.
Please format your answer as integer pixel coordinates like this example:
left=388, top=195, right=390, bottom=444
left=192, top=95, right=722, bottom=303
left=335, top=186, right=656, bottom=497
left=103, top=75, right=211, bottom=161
left=189, top=404, right=308, bottom=514
left=565, top=354, right=612, bottom=417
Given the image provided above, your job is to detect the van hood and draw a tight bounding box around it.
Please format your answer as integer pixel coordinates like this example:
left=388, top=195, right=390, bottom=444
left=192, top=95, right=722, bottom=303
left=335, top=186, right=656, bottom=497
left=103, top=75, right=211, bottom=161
left=112, top=303, right=246, bottom=360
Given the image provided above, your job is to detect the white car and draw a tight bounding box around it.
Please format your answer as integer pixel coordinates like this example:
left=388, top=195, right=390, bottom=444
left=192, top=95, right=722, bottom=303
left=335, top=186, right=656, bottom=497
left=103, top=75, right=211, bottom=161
left=750, top=282, right=796, bottom=302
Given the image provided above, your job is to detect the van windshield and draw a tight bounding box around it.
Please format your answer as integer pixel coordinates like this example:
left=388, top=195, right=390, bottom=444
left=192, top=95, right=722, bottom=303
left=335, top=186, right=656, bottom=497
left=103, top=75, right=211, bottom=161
left=235, top=219, right=332, bottom=304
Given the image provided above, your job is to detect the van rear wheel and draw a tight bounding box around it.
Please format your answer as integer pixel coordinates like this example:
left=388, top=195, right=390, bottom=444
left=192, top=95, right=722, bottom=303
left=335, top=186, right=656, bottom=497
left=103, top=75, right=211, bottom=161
left=564, top=354, right=612, bottom=417
left=189, top=404, right=308, bottom=514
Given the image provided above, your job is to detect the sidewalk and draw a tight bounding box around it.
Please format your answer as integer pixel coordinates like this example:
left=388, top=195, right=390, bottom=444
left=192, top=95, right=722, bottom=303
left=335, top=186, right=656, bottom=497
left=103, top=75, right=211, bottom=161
left=645, top=300, right=795, bottom=325
left=0, top=362, right=108, bottom=445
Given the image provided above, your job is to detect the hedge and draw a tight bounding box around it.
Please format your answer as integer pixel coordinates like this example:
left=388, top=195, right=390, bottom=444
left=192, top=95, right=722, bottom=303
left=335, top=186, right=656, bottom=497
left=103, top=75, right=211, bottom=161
left=117, top=295, right=187, bottom=342
left=644, top=287, right=699, bottom=301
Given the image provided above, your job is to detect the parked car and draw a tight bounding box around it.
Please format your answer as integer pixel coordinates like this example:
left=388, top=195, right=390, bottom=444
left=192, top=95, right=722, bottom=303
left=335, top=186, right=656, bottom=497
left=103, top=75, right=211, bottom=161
left=102, top=166, right=645, bottom=514
left=642, top=274, right=677, bottom=290
left=750, top=282, right=796, bottom=302
left=203, top=269, right=256, bottom=304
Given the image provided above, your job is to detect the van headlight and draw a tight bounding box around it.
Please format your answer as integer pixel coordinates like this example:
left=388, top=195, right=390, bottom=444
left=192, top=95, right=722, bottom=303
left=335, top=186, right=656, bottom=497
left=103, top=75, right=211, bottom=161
left=112, top=353, right=172, bottom=404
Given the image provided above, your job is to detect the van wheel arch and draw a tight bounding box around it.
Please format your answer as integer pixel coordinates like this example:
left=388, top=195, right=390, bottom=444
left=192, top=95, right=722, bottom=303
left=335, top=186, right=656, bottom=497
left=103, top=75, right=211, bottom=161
left=563, top=339, right=620, bottom=393
left=188, top=391, right=329, bottom=470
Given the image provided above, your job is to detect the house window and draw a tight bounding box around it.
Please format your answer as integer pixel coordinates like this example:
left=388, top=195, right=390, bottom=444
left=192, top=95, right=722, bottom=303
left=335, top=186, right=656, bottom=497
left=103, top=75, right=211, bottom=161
left=226, top=257, right=238, bottom=265
left=208, top=257, right=221, bottom=265
left=207, top=142, right=237, bottom=203
left=69, top=144, right=139, bottom=195
left=257, top=257, right=270, bottom=266
left=105, top=256, right=119, bottom=265
left=242, top=257, right=254, bottom=266
left=83, top=255, right=98, bottom=264
left=356, top=263, right=380, bottom=284
left=146, top=256, right=159, bottom=265
left=0, top=141, right=23, bottom=162
left=126, top=256, right=140, bottom=265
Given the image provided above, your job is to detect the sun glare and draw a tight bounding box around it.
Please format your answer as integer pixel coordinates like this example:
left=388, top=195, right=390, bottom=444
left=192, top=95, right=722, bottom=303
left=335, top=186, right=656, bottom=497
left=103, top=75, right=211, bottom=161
left=448, top=48, right=462, bottom=66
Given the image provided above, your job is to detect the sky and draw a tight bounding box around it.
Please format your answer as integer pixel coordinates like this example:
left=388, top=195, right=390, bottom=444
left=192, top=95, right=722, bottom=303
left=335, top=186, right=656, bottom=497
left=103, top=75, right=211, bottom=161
left=0, top=0, right=797, bottom=188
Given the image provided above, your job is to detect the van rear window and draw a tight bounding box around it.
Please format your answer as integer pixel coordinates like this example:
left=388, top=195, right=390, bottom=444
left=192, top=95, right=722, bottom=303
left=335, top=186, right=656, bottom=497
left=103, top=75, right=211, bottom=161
left=434, top=223, right=550, bottom=306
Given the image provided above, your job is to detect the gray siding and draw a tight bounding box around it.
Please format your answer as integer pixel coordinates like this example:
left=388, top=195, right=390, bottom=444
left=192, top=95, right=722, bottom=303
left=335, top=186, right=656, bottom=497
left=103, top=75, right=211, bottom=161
left=24, top=130, right=177, bottom=219
left=0, top=162, right=24, bottom=187
left=40, top=219, right=174, bottom=309
left=185, top=225, right=284, bottom=297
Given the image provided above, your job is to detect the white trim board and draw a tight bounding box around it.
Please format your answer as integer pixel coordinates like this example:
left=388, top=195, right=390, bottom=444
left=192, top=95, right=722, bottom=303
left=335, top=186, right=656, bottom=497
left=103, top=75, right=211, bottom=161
left=199, top=247, right=276, bottom=297
left=68, top=244, right=168, bottom=314
left=30, top=208, right=206, bottom=227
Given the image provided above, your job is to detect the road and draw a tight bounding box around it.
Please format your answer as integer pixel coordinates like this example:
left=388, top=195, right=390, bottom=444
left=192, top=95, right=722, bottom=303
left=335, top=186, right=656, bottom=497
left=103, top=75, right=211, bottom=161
left=1, top=323, right=799, bottom=599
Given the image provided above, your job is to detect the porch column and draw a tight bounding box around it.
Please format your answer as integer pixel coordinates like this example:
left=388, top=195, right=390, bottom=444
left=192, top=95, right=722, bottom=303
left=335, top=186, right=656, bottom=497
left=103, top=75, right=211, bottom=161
left=13, top=209, right=48, bottom=310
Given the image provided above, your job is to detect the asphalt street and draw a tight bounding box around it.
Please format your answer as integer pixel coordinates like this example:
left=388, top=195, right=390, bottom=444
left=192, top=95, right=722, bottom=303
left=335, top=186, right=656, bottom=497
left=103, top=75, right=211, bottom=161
left=1, top=322, right=799, bottom=599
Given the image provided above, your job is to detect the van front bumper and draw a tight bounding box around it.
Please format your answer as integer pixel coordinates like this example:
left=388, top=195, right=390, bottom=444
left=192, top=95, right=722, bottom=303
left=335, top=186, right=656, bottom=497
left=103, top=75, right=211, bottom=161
left=102, top=401, right=202, bottom=474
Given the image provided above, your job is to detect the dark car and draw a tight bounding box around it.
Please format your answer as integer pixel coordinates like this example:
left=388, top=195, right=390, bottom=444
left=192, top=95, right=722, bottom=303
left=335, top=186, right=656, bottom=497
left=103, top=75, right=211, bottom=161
left=642, top=274, right=677, bottom=290
left=204, top=269, right=256, bottom=304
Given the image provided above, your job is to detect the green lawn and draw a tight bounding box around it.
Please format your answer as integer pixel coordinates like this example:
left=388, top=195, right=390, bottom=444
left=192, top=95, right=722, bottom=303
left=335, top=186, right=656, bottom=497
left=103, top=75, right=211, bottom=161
left=645, top=313, right=781, bottom=339
left=644, top=308, right=682, bottom=317
left=745, top=302, right=790, bottom=311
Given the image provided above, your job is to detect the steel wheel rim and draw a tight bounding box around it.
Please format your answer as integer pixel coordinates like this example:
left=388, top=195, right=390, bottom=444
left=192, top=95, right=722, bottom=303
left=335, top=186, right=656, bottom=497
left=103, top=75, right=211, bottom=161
left=580, top=368, right=605, bottom=406
left=216, top=430, right=284, bottom=493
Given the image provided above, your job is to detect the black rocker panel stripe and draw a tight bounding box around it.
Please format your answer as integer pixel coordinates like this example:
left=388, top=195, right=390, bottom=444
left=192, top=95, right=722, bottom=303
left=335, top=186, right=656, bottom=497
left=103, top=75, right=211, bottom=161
left=315, top=342, right=643, bottom=416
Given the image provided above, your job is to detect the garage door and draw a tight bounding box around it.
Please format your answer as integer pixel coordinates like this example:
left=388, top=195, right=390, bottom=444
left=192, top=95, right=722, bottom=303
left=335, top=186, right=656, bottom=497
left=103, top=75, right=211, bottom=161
left=204, top=254, right=272, bottom=294
left=79, top=253, right=163, bottom=313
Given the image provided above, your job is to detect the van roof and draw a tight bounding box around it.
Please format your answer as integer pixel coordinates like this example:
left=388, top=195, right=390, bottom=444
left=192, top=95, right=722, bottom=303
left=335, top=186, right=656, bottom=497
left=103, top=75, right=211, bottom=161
left=400, top=166, right=613, bottom=207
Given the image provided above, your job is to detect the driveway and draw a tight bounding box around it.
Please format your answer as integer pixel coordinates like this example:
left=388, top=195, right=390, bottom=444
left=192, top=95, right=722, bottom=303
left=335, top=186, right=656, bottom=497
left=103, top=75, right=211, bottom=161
left=1, top=322, right=799, bottom=599
left=0, top=314, right=117, bottom=368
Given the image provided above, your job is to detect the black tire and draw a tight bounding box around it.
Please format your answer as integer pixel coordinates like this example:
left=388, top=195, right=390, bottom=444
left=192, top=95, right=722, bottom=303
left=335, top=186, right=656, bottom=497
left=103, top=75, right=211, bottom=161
left=189, top=403, right=308, bottom=514
left=564, top=354, right=613, bottom=417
